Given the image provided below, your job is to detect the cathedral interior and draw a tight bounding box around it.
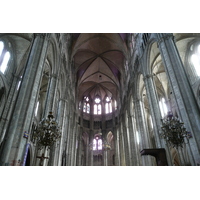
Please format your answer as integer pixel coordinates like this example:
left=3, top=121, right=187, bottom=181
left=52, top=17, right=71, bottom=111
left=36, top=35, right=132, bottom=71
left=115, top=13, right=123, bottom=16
left=0, top=33, right=200, bottom=166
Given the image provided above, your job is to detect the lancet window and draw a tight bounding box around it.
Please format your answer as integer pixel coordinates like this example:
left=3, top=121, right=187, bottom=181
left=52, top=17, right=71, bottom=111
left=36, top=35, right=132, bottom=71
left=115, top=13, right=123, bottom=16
left=83, top=96, right=90, bottom=114
left=190, top=43, right=200, bottom=76
left=105, top=96, right=112, bottom=114
left=94, top=96, right=101, bottom=115
left=0, top=41, right=11, bottom=74
left=159, top=97, right=168, bottom=118
left=93, top=136, right=102, bottom=150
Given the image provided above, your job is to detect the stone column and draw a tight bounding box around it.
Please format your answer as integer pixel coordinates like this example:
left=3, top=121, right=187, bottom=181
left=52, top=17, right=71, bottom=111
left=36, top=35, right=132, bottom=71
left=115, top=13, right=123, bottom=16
left=55, top=98, right=66, bottom=166
left=122, top=116, right=131, bottom=166
left=43, top=74, right=58, bottom=118
left=103, top=148, right=108, bottom=166
left=0, top=34, right=50, bottom=166
left=85, top=135, right=89, bottom=166
left=89, top=131, right=93, bottom=166
left=77, top=127, right=83, bottom=166
left=134, top=98, right=153, bottom=165
left=143, top=74, right=162, bottom=147
left=114, top=127, right=120, bottom=166
left=132, top=113, right=143, bottom=166
left=65, top=106, right=72, bottom=166
left=127, top=114, right=139, bottom=165
left=118, top=122, right=126, bottom=165
left=46, top=74, right=60, bottom=166
left=143, top=74, right=173, bottom=165
left=60, top=100, right=69, bottom=166
left=0, top=75, right=20, bottom=143
left=67, top=109, right=75, bottom=166
left=72, top=119, right=78, bottom=166
left=157, top=33, right=200, bottom=165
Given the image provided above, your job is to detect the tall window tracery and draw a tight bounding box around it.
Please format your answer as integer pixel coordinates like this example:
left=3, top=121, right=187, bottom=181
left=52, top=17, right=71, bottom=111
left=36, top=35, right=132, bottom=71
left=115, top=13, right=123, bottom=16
left=93, top=136, right=102, bottom=150
left=94, top=96, right=101, bottom=115
left=81, top=95, right=117, bottom=115
left=83, top=96, right=90, bottom=114
left=190, top=43, right=200, bottom=76
left=0, top=41, right=11, bottom=74
left=159, top=97, right=168, bottom=118
left=105, top=96, right=112, bottom=114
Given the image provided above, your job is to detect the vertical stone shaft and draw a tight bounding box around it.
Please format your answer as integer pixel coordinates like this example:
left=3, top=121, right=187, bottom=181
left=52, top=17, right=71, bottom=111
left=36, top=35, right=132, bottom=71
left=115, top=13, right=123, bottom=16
left=114, top=127, right=120, bottom=166
left=157, top=33, right=200, bottom=164
left=54, top=98, right=66, bottom=166
left=127, top=114, right=139, bottom=165
left=134, top=98, right=153, bottom=165
left=143, top=74, right=173, bottom=165
left=122, top=114, right=131, bottom=165
left=0, top=34, right=49, bottom=165
left=76, top=126, right=83, bottom=166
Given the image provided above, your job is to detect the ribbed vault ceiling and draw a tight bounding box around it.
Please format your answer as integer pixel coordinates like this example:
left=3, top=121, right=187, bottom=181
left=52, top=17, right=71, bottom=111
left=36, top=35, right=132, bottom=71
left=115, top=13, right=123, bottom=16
left=72, top=33, right=128, bottom=101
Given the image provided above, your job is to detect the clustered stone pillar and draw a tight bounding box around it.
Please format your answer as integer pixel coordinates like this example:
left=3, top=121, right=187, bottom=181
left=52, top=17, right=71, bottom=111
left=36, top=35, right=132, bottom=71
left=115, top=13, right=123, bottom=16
left=67, top=105, right=77, bottom=166
left=76, top=126, right=83, bottom=166
left=65, top=104, right=75, bottom=166
left=89, top=131, right=93, bottom=166
left=54, top=98, right=66, bottom=166
left=134, top=98, right=153, bottom=165
left=114, top=127, right=120, bottom=166
left=0, top=34, right=50, bottom=166
left=121, top=114, right=131, bottom=165
left=157, top=33, right=200, bottom=165
left=43, top=74, right=58, bottom=118
left=64, top=104, right=72, bottom=165
left=118, top=122, right=126, bottom=165
left=143, top=73, right=173, bottom=165
left=0, top=75, right=21, bottom=144
left=60, top=100, right=70, bottom=166
left=71, top=117, right=78, bottom=166
left=127, top=113, right=140, bottom=165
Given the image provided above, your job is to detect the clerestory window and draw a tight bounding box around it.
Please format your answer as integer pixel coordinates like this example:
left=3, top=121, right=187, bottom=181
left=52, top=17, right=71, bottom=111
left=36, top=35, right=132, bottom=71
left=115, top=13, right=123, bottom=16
left=190, top=43, right=200, bottom=76
left=159, top=97, right=168, bottom=118
left=83, top=96, right=90, bottom=114
left=105, top=96, right=112, bottom=114
left=0, top=41, right=11, bottom=74
left=94, top=97, right=101, bottom=115
left=93, top=136, right=102, bottom=150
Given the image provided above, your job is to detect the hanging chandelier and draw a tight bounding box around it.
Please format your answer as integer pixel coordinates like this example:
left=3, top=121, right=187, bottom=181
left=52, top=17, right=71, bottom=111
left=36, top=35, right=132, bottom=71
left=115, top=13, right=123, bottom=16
left=160, top=112, right=190, bottom=148
left=33, top=112, right=61, bottom=150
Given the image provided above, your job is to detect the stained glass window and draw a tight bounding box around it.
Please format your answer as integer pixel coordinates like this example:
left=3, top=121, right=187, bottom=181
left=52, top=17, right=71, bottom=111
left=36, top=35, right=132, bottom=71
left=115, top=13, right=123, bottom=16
left=0, top=41, right=11, bottom=74
left=159, top=98, right=168, bottom=118
left=105, top=96, right=112, bottom=114
left=93, top=137, right=102, bottom=150
left=83, top=96, right=90, bottom=114
left=94, top=97, right=101, bottom=115
left=191, top=44, right=200, bottom=76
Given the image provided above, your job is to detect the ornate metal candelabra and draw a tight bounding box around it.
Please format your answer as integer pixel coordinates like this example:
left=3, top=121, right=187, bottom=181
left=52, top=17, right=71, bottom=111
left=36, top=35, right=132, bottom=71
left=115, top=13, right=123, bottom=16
left=160, top=112, right=190, bottom=148
left=33, top=112, right=61, bottom=150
